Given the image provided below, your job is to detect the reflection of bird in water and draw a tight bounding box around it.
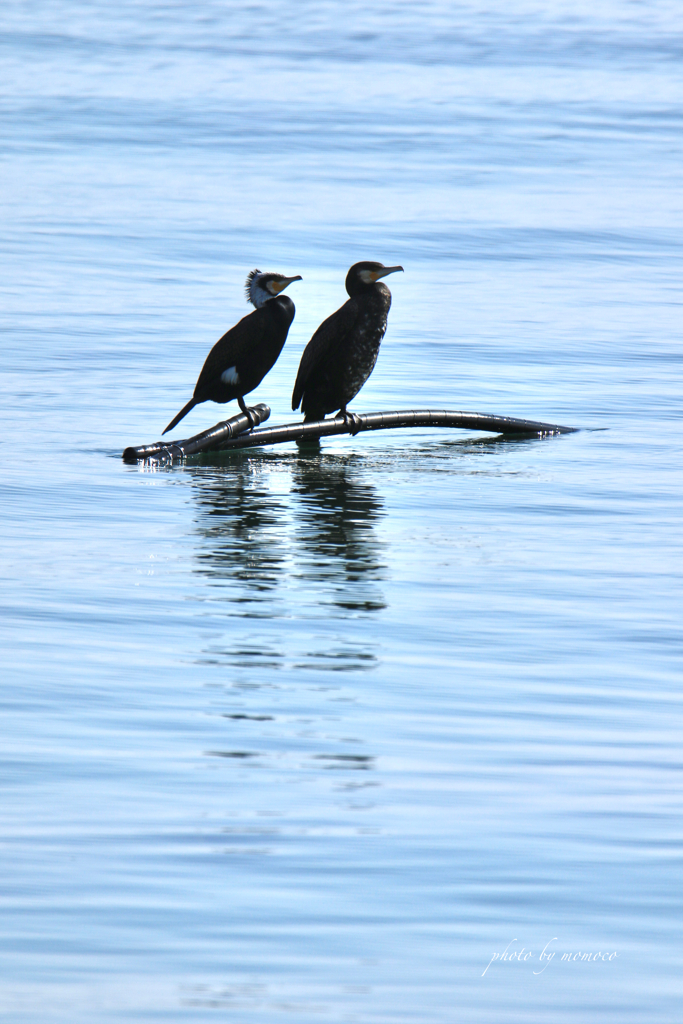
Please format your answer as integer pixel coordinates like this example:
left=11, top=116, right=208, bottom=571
left=292, top=262, right=403, bottom=429
left=190, top=465, right=287, bottom=592
left=188, top=458, right=385, bottom=687
left=292, top=454, right=386, bottom=610
left=187, top=454, right=385, bottom=613
left=163, top=269, right=302, bottom=435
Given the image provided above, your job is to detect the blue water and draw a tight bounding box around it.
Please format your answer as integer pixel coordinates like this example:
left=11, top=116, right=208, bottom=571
left=2, top=2, right=683, bottom=1021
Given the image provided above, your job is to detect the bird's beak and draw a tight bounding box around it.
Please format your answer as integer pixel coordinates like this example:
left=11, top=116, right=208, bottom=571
left=271, top=275, right=303, bottom=294
left=371, top=266, right=404, bottom=281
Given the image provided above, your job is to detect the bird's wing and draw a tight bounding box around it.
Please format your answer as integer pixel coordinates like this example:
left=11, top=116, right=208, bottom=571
left=291, top=299, right=358, bottom=410
left=194, top=308, right=266, bottom=398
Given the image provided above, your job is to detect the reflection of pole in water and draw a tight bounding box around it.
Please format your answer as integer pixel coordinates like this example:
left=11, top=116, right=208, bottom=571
left=189, top=464, right=287, bottom=592
left=291, top=452, right=386, bottom=611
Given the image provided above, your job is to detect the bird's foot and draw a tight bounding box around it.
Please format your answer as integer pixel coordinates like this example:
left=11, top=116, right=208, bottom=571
left=336, top=409, right=363, bottom=436
left=238, top=400, right=259, bottom=431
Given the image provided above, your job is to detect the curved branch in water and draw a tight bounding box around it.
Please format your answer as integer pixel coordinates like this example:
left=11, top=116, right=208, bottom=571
left=123, top=406, right=577, bottom=464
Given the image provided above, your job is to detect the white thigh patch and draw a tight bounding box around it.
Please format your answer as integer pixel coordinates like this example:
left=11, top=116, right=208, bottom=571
left=220, top=366, right=240, bottom=386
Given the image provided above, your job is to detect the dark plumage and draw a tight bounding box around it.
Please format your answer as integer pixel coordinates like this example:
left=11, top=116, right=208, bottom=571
left=162, top=269, right=302, bottom=435
left=291, top=261, right=403, bottom=425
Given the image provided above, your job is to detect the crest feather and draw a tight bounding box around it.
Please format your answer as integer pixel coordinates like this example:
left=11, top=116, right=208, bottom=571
left=245, top=269, right=262, bottom=303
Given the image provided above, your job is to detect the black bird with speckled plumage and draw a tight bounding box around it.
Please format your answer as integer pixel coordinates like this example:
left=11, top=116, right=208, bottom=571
left=162, top=269, right=302, bottom=435
left=291, top=261, right=403, bottom=425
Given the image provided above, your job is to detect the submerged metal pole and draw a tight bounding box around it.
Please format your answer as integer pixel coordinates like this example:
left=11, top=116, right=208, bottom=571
left=122, top=404, right=271, bottom=464
left=123, top=407, right=576, bottom=464
left=216, top=409, right=577, bottom=451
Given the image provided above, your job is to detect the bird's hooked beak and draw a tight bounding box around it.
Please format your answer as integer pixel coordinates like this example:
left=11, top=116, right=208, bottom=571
left=270, top=275, right=303, bottom=294
left=370, top=265, right=404, bottom=281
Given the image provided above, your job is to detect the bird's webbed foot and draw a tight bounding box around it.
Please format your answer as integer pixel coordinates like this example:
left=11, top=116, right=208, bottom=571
left=336, top=408, right=363, bottom=436
left=238, top=397, right=259, bottom=431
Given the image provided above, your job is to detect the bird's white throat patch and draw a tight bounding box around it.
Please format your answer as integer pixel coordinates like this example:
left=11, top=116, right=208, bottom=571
left=248, top=276, right=272, bottom=308
left=220, top=366, right=240, bottom=386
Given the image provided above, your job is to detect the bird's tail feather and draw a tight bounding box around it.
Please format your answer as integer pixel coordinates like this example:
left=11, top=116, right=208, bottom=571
left=162, top=397, right=198, bottom=435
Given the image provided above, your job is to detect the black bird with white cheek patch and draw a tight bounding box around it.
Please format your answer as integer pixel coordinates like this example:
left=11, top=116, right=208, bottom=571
left=291, top=261, right=403, bottom=430
left=162, top=270, right=302, bottom=435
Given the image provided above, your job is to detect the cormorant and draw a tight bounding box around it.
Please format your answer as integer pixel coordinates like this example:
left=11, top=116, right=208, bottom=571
left=162, top=269, right=302, bottom=435
left=291, top=261, right=403, bottom=428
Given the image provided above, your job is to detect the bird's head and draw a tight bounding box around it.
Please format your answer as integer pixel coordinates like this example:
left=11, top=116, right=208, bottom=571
left=345, top=261, right=404, bottom=296
left=246, top=270, right=303, bottom=308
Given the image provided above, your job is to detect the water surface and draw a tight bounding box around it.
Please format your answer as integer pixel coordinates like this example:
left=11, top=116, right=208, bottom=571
left=1, top=1, right=683, bottom=1021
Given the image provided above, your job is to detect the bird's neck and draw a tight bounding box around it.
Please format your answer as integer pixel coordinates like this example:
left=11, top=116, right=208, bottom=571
left=250, top=288, right=274, bottom=309
left=347, top=281, right=390, bottom=300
